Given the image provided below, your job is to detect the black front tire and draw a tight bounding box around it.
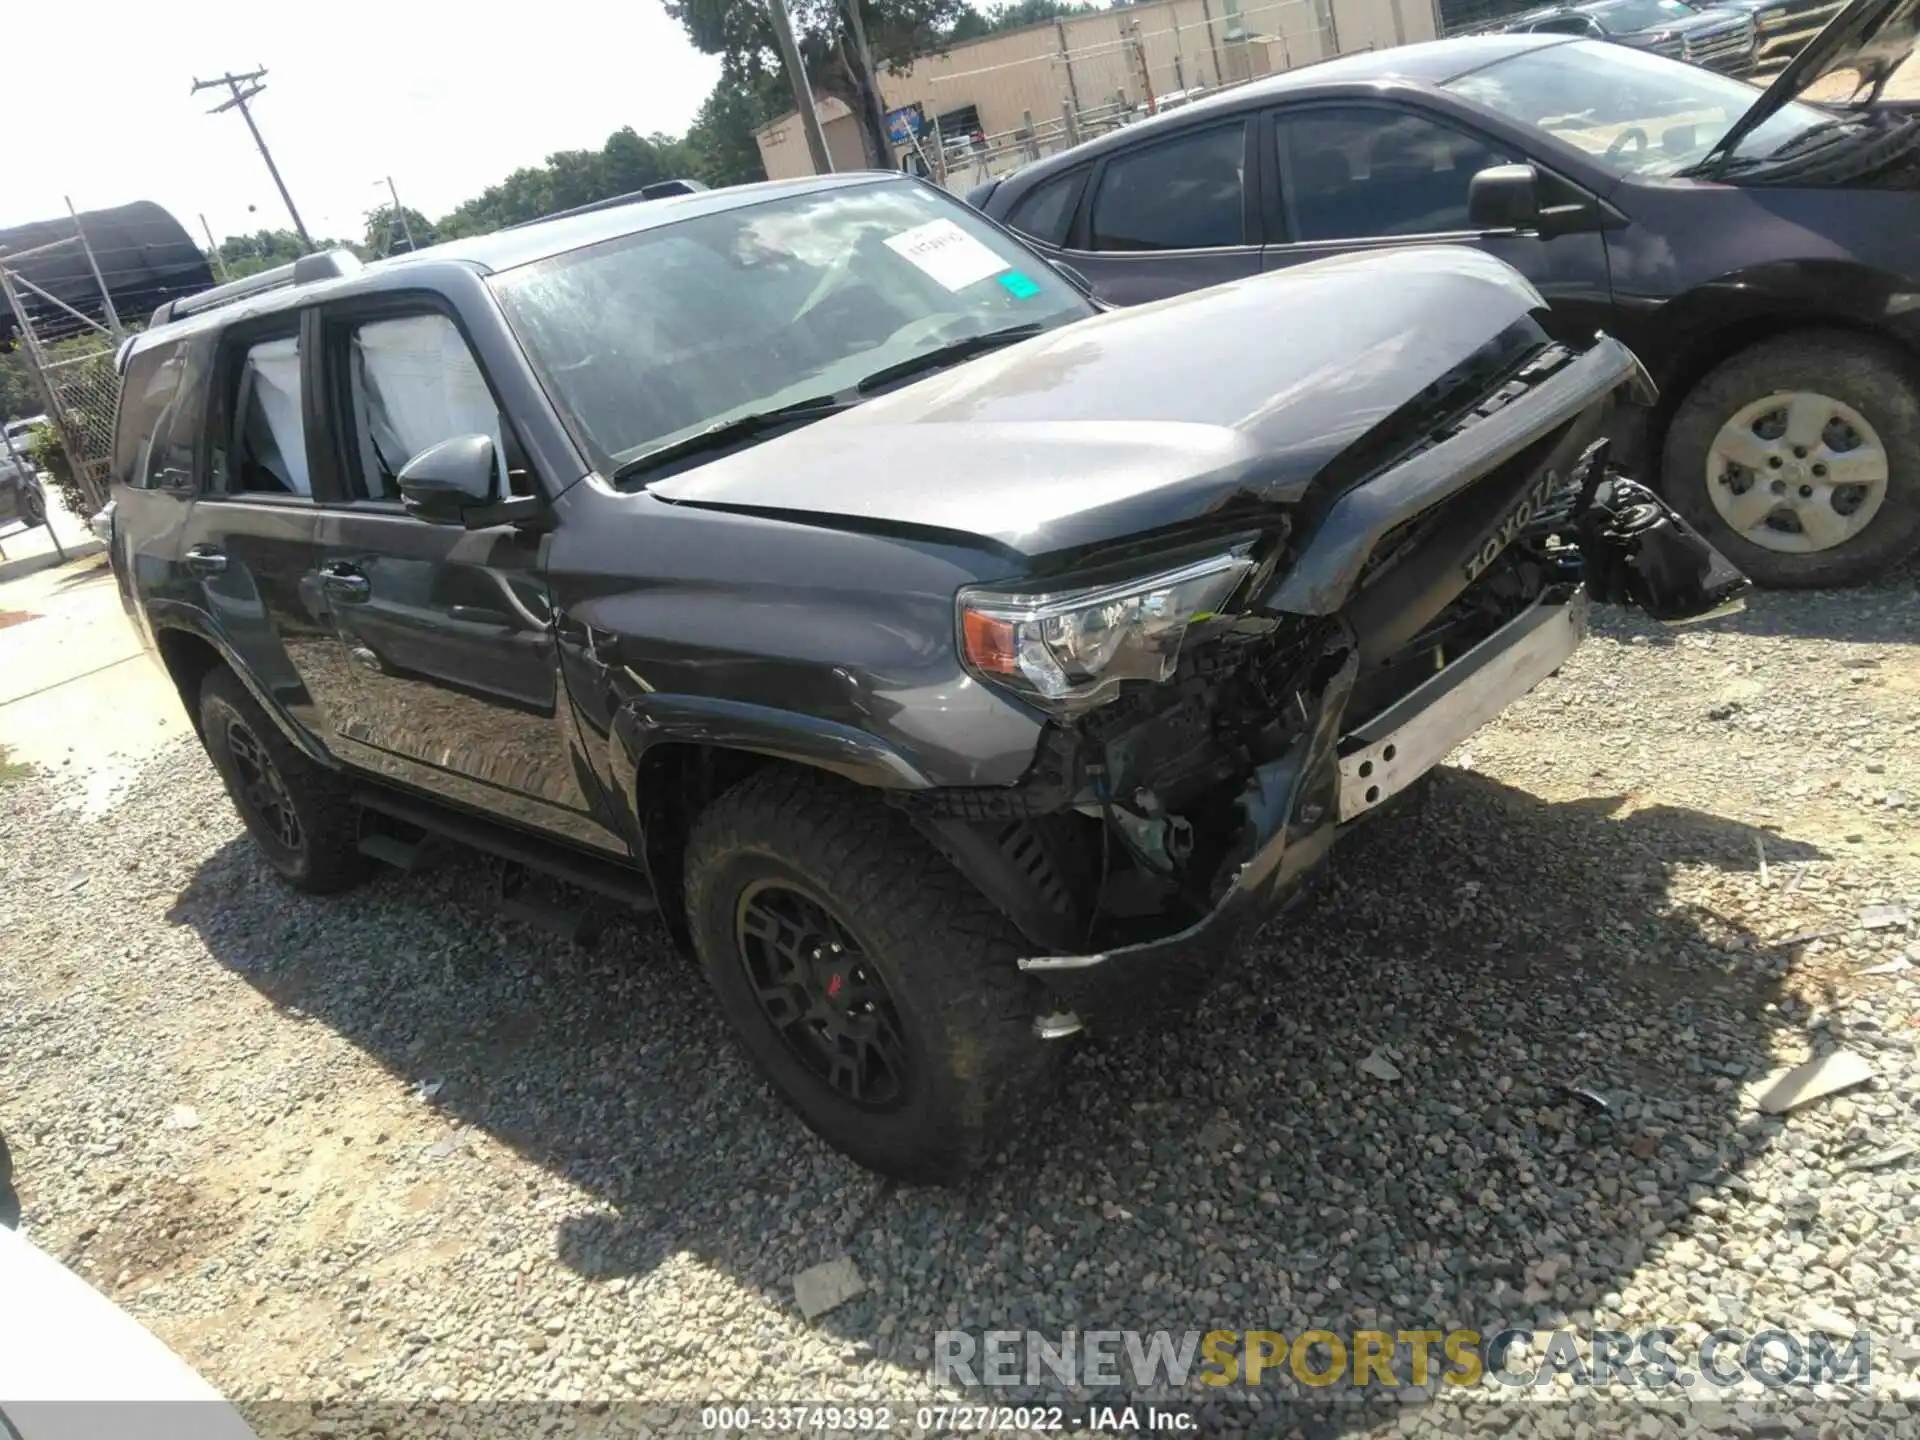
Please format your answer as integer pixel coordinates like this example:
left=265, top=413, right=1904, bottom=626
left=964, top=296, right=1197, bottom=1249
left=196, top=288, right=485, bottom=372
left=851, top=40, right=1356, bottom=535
left=1662, top=332, right=1920, bottom=588
left=20, top=482, right=44, bottom=528
left=685, top=768, right=1064, bottom=1184
left=199, top=667, right=368, bottom=893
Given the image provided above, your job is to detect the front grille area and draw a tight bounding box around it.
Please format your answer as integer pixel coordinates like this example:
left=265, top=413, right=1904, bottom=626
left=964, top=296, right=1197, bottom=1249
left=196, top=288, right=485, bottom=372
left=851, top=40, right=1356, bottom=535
left=1685, top=25, right=1754, bottom=68
left=1645, top=35, right=1687, bottom=57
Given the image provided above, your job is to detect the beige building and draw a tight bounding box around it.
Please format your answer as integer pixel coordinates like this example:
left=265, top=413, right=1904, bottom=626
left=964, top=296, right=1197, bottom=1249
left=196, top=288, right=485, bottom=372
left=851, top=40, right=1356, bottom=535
left=755, top=0, right=1441, bottom=184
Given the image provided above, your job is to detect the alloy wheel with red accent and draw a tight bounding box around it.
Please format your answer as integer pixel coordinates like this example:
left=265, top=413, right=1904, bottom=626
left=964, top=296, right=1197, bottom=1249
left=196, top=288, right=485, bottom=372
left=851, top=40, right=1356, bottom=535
left=735, top=880, right=910, bottom=1110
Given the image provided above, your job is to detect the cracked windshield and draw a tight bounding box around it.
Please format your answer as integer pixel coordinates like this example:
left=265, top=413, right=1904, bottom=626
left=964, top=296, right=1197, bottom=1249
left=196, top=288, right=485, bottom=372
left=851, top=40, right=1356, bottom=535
left=491, top=184, right=1087, bottom=475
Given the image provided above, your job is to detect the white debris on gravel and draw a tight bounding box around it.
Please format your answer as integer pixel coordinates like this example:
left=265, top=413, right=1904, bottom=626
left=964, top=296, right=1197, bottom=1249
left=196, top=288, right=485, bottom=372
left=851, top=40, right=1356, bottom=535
left=2, top=579, right=1919, bottom=1438
left=1751, top=1050, right=1877, bottom=1115
left=792, top=1256, right=866, bottom=1322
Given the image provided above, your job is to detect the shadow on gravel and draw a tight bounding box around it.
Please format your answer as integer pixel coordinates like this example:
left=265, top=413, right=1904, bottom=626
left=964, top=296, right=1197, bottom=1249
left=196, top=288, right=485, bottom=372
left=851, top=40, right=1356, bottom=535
left=1611, top=573, right=1919, bottom=648
left=170, top=767, right=1829, bottom=1432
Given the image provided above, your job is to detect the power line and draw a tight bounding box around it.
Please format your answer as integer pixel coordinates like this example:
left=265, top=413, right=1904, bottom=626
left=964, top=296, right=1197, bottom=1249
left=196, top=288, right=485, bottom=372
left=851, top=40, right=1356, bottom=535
left=191, top=67, right=315, bottom=252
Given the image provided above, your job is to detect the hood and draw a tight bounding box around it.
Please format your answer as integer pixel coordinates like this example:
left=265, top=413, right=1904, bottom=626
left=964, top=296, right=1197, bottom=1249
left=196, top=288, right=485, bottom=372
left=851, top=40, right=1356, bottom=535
left=1652, top=7, right=1752, bottom=31
left=1707, top=0, right=1920, bottom=164
left=649, top=246, right=1547, bottom=558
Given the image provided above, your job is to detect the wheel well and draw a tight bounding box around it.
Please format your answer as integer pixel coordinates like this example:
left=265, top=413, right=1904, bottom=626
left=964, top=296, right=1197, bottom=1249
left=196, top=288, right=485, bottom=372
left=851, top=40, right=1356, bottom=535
left=634, top=743, right=773, bottom=952
left=1647, top=315, right=1920, bottom=478
left=153, top=627, right=225, bottom=735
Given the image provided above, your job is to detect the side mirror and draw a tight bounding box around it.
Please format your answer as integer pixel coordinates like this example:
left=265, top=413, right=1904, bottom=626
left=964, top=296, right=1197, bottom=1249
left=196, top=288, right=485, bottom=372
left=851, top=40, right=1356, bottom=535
left=398, top=435, right=497, bottom=525
left=1468, top=163, right=1543, bottom=231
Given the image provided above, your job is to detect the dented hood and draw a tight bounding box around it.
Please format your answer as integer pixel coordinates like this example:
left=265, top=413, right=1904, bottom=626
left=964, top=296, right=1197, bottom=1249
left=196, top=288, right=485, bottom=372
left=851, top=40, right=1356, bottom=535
left=648, top=247, right=1548, bottom=556
left=1706, top=0, right=1920, bottom=167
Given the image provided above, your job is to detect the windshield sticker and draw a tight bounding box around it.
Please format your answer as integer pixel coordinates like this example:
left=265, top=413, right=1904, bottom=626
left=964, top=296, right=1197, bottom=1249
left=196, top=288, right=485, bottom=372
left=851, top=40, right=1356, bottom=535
left=884, top=219, right=1010, bottom=292
left=998, top=271, right=1042, bottom=300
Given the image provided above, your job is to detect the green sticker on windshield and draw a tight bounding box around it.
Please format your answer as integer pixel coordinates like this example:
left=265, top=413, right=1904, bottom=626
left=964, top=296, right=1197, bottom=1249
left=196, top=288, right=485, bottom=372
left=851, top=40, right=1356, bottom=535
left=999, top=271, right=1041, bottom=300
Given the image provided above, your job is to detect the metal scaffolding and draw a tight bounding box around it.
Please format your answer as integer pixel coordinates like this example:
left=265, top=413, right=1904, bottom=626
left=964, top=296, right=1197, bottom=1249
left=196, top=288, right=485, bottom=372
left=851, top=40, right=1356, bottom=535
left=0, top=204, right=128, bottom=516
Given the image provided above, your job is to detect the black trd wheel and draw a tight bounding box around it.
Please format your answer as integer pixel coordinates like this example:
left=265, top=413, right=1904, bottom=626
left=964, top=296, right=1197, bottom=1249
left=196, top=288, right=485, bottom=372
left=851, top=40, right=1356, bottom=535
left=198, top=667, right=367, bottom=893
left=1662, top=332, right=1920, bottom=588
left=685, top=768, right=1063, bottom=1184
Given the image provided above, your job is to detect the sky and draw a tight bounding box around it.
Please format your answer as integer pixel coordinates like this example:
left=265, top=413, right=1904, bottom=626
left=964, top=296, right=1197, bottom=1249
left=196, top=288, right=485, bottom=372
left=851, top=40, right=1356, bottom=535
left=4, top=0, right=720, bottom=248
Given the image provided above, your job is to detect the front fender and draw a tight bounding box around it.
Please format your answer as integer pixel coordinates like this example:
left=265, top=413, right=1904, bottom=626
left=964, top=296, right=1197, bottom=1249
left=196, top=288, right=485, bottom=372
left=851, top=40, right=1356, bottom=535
left=607, top=693, right=934, bottom=809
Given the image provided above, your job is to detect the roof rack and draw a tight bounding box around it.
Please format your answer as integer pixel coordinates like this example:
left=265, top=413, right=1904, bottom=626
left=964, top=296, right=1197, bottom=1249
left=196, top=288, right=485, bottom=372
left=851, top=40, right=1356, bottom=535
left=505, top=178, right=711, bottom=231
left=148, top=247, right=363, bottom=328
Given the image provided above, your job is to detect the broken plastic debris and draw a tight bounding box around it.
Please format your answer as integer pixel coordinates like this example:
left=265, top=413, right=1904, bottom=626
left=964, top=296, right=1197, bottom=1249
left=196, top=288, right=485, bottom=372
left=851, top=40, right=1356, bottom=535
left=1559, top=1084, right=1612, bottom=1112
left=415, top=1079, right=444, bottom=1101
left=1358, top=1052, right=1402, bottom=1082
left=1845, top=1143, right=1916, bottom=1174
left=1750, top=1049, right=1875, bottom=1115
left=1859, top=956, right=1914, bottom=977
left=1859, top=904, right=1911, bottom=930
left=792, top=1256, right=866, bottom=1322
left=163, top=1105, right=201, bottom=1130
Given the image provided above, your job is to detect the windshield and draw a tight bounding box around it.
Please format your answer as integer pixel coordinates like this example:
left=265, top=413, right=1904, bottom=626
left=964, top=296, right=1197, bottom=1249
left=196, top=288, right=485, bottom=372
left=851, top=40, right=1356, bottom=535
left=491, top=180, right=1089, bottom=475
left=1446, top=40, right=1831, bottom=175
left=1593, top=0, right=1696, bottom=30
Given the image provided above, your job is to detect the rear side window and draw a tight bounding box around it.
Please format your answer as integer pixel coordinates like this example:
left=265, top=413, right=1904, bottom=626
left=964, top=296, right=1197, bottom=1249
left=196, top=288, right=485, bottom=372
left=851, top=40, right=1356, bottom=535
left=1004, top=170, right=1086, bottom=247
left=111, top=340, right=188, bottom=489
left=1088, top=123, right=1247, bottom=252
left=220, top=335, right=309, bottom=497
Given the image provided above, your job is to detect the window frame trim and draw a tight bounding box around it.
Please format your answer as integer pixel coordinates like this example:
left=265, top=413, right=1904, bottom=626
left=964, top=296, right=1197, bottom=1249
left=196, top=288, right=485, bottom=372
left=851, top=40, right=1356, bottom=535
left=1072, top=115, right=1260, bottom=256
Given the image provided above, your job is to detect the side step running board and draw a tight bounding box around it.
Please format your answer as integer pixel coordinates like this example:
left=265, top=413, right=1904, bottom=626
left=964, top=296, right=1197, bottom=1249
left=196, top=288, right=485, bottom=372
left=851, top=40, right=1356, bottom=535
left=352, top=787, right=657, bottom=912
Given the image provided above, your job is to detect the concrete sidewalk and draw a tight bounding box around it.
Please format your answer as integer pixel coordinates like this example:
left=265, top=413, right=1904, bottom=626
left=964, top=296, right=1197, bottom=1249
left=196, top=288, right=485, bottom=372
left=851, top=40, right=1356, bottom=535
left=0, top=508, right=183, bottom=813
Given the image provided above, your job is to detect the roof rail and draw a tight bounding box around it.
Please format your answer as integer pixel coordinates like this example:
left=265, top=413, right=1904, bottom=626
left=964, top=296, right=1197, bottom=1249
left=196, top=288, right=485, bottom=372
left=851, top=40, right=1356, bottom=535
left=506, top=179, right=711, bottom=231
left=149, top=247, right=364, bottom=328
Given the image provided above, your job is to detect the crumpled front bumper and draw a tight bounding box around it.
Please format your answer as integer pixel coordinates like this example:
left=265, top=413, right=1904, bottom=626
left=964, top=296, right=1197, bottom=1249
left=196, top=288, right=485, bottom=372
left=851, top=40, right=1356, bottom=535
left=1018, top=588, right=1591, bottom=1035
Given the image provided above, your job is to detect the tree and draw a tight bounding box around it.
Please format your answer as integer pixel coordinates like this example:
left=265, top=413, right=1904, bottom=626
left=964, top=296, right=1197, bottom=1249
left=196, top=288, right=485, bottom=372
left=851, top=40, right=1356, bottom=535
left=683, top=71, right=787, bottom=186
left=663, top=0, right=975, bottom=170
left=364, top=204, right=437, bottom=257
left=950, top=0, right=1093, bottom=39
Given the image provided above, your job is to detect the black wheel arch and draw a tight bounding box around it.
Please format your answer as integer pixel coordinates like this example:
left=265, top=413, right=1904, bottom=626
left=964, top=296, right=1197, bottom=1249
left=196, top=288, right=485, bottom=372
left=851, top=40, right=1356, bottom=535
left=149, top=619, right=335, bottom=767
left=1632, top=265, right=1920, bottom=488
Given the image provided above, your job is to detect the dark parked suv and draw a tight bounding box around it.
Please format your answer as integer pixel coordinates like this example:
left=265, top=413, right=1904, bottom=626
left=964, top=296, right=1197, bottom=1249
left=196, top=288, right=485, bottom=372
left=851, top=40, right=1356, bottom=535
left=107, top=175, right=1738, bottom=1181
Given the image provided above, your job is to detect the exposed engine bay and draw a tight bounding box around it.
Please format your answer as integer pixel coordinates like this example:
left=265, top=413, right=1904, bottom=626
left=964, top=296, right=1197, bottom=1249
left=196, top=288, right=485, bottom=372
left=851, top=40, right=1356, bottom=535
left=898, top=341, right=1747, bottom=1030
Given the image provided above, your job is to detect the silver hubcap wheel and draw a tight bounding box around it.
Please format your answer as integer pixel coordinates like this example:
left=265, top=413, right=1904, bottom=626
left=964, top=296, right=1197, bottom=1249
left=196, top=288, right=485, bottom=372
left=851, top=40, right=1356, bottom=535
left=1706, top=390, right=1888, bottom=553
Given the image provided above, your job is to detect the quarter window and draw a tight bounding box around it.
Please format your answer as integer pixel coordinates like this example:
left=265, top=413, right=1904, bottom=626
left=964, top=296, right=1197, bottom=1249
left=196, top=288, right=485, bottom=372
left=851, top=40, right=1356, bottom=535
left=1088, top=123, right=1247, bottom=252
left=1276, top=108, right=1511, bottom=242
left=1004, top=170, right=1085, bottom=247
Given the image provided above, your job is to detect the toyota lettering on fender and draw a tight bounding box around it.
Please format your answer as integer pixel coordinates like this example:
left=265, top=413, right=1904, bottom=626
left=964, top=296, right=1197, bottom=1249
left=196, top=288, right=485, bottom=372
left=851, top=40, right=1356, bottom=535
left=1463, top=467, right=1567, bottom=583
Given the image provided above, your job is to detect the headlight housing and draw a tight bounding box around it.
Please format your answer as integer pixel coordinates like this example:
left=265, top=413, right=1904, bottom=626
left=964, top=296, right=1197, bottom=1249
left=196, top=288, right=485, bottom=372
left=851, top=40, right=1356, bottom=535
left=958, top=550, right=1255, bottom=713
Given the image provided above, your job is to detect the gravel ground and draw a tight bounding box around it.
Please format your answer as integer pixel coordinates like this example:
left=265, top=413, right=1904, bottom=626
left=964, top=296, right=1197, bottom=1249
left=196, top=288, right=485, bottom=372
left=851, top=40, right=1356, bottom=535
left=3, top=576, right=1920, bottom=1439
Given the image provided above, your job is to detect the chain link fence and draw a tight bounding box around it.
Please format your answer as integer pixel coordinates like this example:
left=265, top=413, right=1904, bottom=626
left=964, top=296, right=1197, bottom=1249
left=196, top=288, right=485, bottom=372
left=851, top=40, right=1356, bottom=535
left=35, top=339, right=121, bottom=516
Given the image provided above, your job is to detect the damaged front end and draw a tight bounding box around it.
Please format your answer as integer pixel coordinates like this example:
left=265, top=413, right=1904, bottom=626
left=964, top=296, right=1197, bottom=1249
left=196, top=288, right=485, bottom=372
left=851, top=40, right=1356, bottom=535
left=902, top=332, right=1747, bottom=1036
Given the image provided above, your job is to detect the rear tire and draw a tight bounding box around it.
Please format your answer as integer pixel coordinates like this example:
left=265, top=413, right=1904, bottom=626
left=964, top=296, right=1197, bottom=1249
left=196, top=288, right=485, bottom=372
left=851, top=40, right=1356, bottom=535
left=199, top=667, right=368, bottom=893
left=20, top=482, right=44, bottom=528
left=1661, top=332, right=1920, bottom=588
left=685, top=768, right=1064, bottom=1184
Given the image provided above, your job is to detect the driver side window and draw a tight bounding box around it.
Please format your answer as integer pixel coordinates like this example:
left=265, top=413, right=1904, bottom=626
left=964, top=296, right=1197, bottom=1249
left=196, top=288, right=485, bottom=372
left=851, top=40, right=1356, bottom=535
left=335, top=312, right=524, bottom=502
left=1275, top=107, right=1512, bottom=242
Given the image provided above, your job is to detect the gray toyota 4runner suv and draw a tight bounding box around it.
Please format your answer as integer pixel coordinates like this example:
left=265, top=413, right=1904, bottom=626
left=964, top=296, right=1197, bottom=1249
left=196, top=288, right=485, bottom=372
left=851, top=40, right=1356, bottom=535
left=108, top=173, right=1743, bottom=1182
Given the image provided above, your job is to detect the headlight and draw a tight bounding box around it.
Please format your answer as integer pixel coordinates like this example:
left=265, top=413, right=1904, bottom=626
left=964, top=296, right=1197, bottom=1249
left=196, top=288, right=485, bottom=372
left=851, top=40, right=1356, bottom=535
left=958, top=550, right=1255, bottom=713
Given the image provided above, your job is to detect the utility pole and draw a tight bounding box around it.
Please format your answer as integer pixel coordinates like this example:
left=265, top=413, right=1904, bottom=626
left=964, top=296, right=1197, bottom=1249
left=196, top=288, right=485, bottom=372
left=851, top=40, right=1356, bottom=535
left=379, top=176, right=417, bottom=253
left=192, top=68, right=314, bottom=252
left=766, top=0, right=834, bottom=174
left=200, top=214, right=231, bottom=281
left=841, top=0, right=893, bottom=167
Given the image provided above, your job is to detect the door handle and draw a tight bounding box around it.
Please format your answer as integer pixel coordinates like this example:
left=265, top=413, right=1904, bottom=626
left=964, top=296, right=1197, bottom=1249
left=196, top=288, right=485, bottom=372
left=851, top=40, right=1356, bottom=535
left=183, top=545, right=227, bottom=578
left=319, top=562, right=372, bottom=603
left=448, top=604, right=515, bottom=627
